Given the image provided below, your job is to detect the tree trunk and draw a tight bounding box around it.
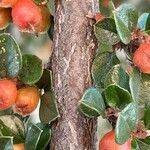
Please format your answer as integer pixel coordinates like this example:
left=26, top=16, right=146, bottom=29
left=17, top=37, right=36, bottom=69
left=51, top=0, right=98, bottom=149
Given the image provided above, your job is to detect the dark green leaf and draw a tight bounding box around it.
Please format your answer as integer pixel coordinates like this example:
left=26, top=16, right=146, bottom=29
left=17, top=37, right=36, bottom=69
left=36, top=69, right=52, bottom=91
left=0, top=108, right=13, bottom=116
left=25, top=123, right=42, bottom=150
left=79, top=88, right=105, bottom=118
left=115, top=103, right=138, bottom=144
left=0, top=33, right=22, bottom=78
left=19, top=54, right=43, bottom=85
left=136, top=136, right=150, bottom=150
left=0, top=115, right=25, bottom=144
left=95, top=18, right=117, bottom=33
left=104, top=84, right=132, bottom=109
left=40, top=91, right=59, bottom=124
left=0, top=136, right=13, bottom=150
left=104, top=64, right=129, bottom=90
left=36, top=123, right=51, bottom=150
left=114, top=3, right=138, bottom=31
left=144, top=105, right=150, bottom=129
left=92, top=53, right=119, bottom=88
left=145, top=14, right=150, bottom=33
left=95, top=19, right=120, bottom=53
left=129, top=69, right=141, bottom=102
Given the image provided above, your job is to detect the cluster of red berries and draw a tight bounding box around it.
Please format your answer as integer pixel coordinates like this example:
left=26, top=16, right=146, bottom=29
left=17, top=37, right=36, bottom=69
left=0, top=0, right=50, bottom=33
left=0, top=79, right=40, bottom=116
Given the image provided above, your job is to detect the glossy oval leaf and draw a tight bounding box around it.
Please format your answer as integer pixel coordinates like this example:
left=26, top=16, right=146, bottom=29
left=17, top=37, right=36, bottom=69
left=104, top=64, right=129, bottom=90
left=129, top=68, right=141, bottom=102
left=25, top=123, right=42, bottom=150
left=115, top=103, right=138, bottom=145
left=114, top=3, right=138, bottom=31
left=113, top=12, right=131, bottom=44
left=79, top=88, right=105, bottom=118
left=104, top=84, right=132, bottom=109
left=92, top=53, right=119, bottom=88
left=0, top=136, right=13, bottom=150
left=0, top=115, right=25, bottom=144
left=40, top=91, right=60, bottom=124
left=0, top=33, right=22, bottom=78
left=19, top=54, right=43, bottom=85
left=36, top=123, right=51, bottom=150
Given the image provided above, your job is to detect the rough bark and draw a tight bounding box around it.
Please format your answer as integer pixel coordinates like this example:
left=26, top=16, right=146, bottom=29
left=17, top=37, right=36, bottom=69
left=51, top=0, right=98, bottom=149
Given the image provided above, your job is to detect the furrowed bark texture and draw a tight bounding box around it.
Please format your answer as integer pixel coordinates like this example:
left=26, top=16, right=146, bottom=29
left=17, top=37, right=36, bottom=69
left=51, top=0, right=98, bottom=149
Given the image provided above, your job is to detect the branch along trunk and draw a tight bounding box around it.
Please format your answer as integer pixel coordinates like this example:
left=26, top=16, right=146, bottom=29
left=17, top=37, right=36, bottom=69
left=51, top=0, right=98, bottom=149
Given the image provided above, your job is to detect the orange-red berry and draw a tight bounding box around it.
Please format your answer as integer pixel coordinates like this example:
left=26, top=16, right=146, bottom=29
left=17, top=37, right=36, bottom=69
left=14, top=86, right=40, bottom=116
left=133, top=43, right=150, bottom=74
left=12, top=0, right=50, bottom=33
left=0, top=79, right=17, bottom=110
left=99, top=130, right=131, bottom=150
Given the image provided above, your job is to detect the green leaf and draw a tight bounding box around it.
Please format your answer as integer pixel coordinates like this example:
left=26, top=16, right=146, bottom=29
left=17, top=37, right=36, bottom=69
left=115, top=103, right=138, bottom=145
left=79, top=88, right=105, bottom=118
left=113, top=12, right=131, bottom=44
left=0, top=115, right=25, bottom=144
left=0, top=33, right=22, bottom=78
left=114, top=3, right=138, bottom=31
left=131, top=140, right=140, bottom=150
left=95, top=18, right=117, bottom=33
left=144, top=105, right=150, bottom=129
left=138, top=13, right=149, bottom=30
left=136, top=136, right=150, bottom=150
left=0, top=136, right=13, bottom=150
left=25, top=123, right=42, bottom=150
left=36, top=123, right=51, bottom=150
left=104, top=64, right=129, bottom=90
left=0, top=108, right=13, bottom=116
left=39, top=91, right=59, bottom=124
left=19, top=54, right=43, bottom=85
left=47, top=0, right=55, bottom=16
left=36, top=69, right=52, bottom=91
left=138, top=74, right=150, bottom=105
left=92, top=53, right=119, bottom=88
left=129, top=69, right=141, bottom=102
left=104, top=84, right=132, bottom=109
left=95, top=18, right=120, bottom=53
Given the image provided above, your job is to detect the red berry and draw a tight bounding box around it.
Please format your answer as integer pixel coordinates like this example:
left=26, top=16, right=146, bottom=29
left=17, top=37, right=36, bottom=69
left=99, top=130, right=131, bottom=150
left=0, top=79, right=17, bottom=110
left=133, top=43, right=150, bottom=74
left=13, top=143, right=25, bottom=150
left=95, top=13, right=105, bottom=22
left=12, top=0, right=50, bottom=34
left=14, top=86, right=40, bottom=116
